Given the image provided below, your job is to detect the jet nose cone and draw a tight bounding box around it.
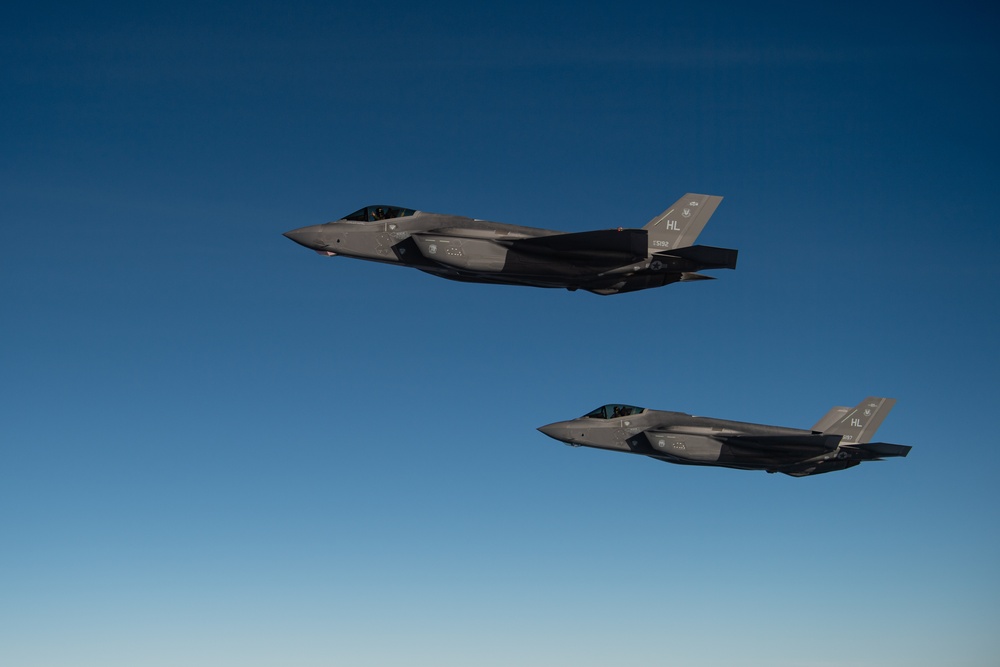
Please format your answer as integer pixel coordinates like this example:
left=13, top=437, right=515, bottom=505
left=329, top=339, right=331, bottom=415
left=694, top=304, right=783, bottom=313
left=283, top=225, right=330, bottom=251
left=538, top=422, right=575, bottom=443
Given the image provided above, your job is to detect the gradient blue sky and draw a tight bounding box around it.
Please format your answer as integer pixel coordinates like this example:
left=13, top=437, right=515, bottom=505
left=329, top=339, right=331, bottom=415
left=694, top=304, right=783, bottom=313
left=3, top=2, right=998, bottom=666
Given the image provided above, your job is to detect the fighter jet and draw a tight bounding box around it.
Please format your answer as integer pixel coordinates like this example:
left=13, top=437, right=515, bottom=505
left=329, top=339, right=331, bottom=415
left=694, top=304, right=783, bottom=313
left=538, top=398, right=911, bottom=477
left=283, top=194, right=736, bottom=295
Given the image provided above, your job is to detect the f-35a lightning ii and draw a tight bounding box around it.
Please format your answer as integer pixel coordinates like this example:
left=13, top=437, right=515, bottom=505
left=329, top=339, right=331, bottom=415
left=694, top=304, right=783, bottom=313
left=283, top=194, right=736, bottom=295
left=538, top=398, right=911, bottom=477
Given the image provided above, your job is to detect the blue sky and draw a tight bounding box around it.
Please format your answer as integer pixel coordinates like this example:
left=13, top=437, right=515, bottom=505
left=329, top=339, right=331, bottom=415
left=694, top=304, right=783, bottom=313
left=2, top=1, right=998, bottom=665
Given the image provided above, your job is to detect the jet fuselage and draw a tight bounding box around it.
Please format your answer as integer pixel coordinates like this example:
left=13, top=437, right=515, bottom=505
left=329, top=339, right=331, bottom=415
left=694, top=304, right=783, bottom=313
left=538, top=399, right=910, bottom=477
left=284, top=197, right=737, bottom=295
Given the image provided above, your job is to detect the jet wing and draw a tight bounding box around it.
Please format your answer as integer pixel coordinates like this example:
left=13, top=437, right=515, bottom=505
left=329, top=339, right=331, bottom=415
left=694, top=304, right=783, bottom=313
left=718, top=433, right=843, bottom=457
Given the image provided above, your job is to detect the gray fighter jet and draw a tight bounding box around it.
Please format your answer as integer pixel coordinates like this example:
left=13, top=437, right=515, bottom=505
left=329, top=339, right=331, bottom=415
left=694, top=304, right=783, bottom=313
left=538, top=398, right=911, bottom=477
left=283, top=194, right=736, bottom=295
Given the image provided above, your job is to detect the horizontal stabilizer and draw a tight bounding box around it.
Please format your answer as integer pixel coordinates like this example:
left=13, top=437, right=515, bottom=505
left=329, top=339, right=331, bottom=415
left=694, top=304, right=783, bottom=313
left=512, top=228, right=647, bottom=260
left=653, top=245, right=738, bottom=271
left=851, top=442, right=912, bottom=459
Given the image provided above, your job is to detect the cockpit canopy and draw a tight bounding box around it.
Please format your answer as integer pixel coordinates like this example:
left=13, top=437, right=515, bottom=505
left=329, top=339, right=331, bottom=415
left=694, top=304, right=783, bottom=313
left=341, top=205, right=417, bottom=223
left=584, top=404, right=645, bottom=419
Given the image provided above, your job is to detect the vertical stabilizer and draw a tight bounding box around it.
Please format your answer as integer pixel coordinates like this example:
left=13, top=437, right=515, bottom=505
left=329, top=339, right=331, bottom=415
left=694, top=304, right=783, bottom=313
left=811, top=407, right=849, bottom=433
left=643, top=193, right=723, bottom=251
left=819, top=397, right=896, bottom=444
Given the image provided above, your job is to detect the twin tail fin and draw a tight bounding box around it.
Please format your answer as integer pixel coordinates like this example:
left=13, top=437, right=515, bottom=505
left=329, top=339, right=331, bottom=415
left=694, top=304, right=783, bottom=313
left=643, top=193, right=723, bottom=251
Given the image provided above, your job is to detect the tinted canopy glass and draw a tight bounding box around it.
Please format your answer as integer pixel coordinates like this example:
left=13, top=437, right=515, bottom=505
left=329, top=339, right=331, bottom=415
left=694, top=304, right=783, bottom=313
left=342, top=205, right=416, bottom=222
left=584, top=404, right=645, bottom=419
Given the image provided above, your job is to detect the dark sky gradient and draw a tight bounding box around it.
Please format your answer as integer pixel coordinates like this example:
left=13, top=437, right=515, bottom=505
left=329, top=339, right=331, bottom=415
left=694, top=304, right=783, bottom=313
left=3, top=2, right=998, bottom=665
